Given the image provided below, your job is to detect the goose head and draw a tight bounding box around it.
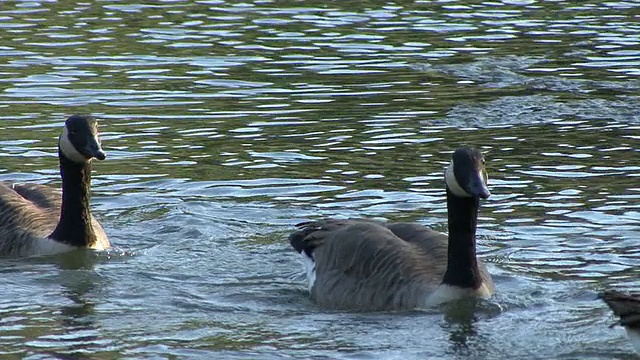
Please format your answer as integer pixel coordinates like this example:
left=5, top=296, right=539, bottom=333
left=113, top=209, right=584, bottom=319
left=444, top=147, right=490, bottom=199
left=59, top=115, right=106, bottom=163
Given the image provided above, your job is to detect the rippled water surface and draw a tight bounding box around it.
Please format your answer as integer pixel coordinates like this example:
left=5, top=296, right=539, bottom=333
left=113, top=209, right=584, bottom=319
left=1, top=1, right=640, bottom=359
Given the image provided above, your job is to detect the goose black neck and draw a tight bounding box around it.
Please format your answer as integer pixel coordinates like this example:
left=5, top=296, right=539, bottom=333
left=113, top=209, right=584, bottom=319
left=49, top=150, right=97, bottom=247
left=441, top=189, right=482, bottom=289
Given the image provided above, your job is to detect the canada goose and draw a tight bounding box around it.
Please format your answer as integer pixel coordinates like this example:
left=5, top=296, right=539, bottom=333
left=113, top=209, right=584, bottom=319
left=0, top=115, right=110, bottom=257
left=600, top=290, right=640, bottom=354
left=289, top=146, right=494, bottom=310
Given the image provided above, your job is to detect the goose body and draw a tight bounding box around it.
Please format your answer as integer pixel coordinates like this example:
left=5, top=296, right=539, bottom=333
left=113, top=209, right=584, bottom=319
left=289, top=147, right=494, bottom=310
left=600, top=291, right=640, bottom=354
left=0, top=115, right=110, bottom=257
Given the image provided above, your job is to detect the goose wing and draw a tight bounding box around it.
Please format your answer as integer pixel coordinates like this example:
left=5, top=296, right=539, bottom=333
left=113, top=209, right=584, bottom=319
left=386, top=222, right=449, bottom=257
left=0, top=182, right=60, bottom=227
left=6, top=182, right=62, bottom=211
left=0, top=182, right=60, bottom=253
left=290, top=219, right=444, bottom=310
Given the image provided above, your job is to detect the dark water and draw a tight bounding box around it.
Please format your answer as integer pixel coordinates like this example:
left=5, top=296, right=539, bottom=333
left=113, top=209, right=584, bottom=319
left=0, top=1, right=639, bottom=359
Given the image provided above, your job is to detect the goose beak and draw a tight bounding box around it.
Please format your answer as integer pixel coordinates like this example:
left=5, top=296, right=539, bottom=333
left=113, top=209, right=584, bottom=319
left=468, top=172, right=490, bottom=199
left=83, top=136, right=106, bottom=161
left=93, top=148, right=107, bottom=161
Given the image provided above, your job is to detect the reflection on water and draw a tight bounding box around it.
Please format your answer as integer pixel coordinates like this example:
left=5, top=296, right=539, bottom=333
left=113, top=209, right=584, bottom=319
left=0, top=0, right=639, bottom=358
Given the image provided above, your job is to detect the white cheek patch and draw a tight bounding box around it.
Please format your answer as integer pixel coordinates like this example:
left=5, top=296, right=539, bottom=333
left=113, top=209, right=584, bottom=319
left=444, top=161, right=471, bottom=197
left=59, top=127, right=87, bottom=163
left=445, top=161, right=489, bottom=198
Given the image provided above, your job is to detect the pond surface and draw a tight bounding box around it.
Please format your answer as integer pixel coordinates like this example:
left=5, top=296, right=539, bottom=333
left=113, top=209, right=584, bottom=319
left=0, top=0, right=639, bottom=359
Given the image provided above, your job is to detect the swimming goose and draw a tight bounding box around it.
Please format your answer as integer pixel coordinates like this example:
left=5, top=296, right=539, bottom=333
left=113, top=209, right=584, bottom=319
left=0, top=115, right=110, bottom=257
left=600, top=290, right=640, bottom=354
left=289, top=146, right=494, bottom=310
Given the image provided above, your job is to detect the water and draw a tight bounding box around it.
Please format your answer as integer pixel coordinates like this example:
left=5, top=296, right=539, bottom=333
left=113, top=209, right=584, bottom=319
left=0, top=0, right=639, bottom=358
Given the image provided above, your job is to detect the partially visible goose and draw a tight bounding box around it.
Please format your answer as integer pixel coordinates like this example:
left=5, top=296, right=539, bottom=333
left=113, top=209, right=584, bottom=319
left=0, top=115, right=110, bottom=257
left=289, top=146, right=494, bottom=310
left=600, top=290, right=640, bottom=354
